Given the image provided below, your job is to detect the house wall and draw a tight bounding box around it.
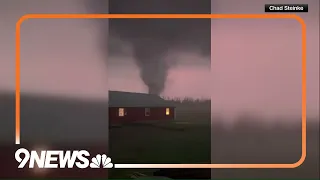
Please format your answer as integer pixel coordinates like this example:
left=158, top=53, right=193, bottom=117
left=0, top=144, right=108, bottom=178
left=109, top=107, right=175, bottom=124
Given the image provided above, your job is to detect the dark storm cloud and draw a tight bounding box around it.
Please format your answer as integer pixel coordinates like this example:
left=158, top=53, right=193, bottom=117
left=86, top=0, right=211, bottom=95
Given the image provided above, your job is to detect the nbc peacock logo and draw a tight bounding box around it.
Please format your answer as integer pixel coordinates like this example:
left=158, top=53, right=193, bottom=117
left=90, top=154, right=113, bottom=168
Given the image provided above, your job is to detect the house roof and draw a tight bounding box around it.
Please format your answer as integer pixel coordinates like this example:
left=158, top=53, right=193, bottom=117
left=108, top=91, right=175, bottom=107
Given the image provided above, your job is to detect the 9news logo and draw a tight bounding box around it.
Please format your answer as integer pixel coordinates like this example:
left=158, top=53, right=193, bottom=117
left=15, top=148, right=113, bottom=169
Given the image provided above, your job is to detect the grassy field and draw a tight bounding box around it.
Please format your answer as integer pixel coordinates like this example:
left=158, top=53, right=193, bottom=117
left=109, top=98, right=319, bottom=179
left=109, top=99, right=211, bottom=178
left=1, top=93, right=317, bottom=179
left=211, top=119, right=319, bottom=179
left=109, top=123, right=211, bottom=178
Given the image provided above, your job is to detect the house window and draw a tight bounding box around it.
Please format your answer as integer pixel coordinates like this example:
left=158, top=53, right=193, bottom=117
left=145, top=108, right=150, bottom=116
left=166, top=108, right=170, bottom=115
left=118, top=108, right=125, bottom=117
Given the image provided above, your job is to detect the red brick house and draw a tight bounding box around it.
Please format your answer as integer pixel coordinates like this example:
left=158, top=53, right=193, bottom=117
left=108, top=91, right=175, bottom=124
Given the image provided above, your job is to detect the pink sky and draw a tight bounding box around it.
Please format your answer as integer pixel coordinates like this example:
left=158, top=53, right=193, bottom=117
left=211, top=0, right=319, bottom=119
left=0, top=0, right=318, bottom=119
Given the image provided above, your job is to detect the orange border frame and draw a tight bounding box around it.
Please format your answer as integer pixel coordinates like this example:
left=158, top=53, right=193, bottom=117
left=15, top=14, right=307, bottom=169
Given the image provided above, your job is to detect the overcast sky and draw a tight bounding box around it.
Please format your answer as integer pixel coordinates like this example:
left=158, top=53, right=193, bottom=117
left=0, top=0, right=318, bottom=119
left=0, top=0, right=109, bottom=100
left=211, top=0, right=319, bottom=119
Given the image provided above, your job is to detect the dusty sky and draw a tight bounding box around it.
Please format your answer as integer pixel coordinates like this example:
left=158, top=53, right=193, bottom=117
left=0, top=0, right=318, bottom=119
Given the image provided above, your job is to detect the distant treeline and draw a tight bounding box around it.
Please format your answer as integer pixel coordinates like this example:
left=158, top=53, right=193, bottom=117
left=162, top=96, right=211, bottom=105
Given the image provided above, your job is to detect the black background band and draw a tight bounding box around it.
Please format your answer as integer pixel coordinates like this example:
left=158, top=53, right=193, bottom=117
left=265, top=4, right=308, bottom=13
